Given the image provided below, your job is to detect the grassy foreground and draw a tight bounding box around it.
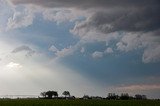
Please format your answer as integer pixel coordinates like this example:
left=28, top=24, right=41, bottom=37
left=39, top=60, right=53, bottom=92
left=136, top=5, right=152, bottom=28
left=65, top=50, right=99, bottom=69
left=0, top=99, right=160, bottom=106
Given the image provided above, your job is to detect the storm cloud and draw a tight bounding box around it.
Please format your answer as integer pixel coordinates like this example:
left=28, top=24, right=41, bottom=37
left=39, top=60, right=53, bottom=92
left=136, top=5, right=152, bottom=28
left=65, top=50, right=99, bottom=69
left=9, top=0, right=160, bottom=35
left=8, top=0, right=160, bottom=63
left=9, top=0, right=159, bottom=9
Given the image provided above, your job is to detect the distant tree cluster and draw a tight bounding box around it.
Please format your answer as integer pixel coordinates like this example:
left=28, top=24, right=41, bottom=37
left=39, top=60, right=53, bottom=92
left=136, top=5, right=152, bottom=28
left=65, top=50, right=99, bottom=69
left=135, top=94, right=147, bottom=100
left=62, top=91, right=70, bottom=98
left=40, top=91, right=58, bottom=99
left=40, top=91, right=75, bottom=99
left=107, top=93, right=147, bottom=100
left=107, top=93, right=118, bottom=100
left=40, top=91, right=147, bottom=100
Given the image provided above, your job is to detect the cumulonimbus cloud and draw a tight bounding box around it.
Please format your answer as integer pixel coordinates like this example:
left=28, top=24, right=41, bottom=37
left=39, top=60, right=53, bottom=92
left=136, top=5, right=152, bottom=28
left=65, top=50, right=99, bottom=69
left=8, top=0, right=160, bottom=63
left=8, top=0, right=160, bottom=35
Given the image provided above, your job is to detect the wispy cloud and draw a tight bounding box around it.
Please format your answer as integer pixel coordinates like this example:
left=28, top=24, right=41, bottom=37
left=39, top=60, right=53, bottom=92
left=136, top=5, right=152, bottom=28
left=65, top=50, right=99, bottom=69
left=6, top=62, right=22, bottom=70
left=104, top=47, right=113, bottom=54
left=49, top=45, right=59, bottom=52
left=6, top=8, right=34, bottom=30
left=92, top=51, right=103, bottom=59
left=55, top=46, right=74, bottom=58
left=116, top=84, right=160, bottom=91
left=12, top=45, right=35, bottom=57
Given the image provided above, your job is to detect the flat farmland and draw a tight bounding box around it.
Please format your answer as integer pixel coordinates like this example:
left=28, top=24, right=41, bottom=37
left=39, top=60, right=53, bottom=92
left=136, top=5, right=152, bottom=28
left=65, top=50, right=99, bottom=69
left=0, top=99, right=160, bottom=106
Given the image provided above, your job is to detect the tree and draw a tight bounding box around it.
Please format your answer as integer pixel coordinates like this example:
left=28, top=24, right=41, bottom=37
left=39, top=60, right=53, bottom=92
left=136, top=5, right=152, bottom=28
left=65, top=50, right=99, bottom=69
left=62, top=91, right=70, bottom=98
left=45, top=91, right=58, bottom=99
left=53, top=91, right=58, bottom=97
left=40, top=92, right=46, bottom=98
left=107, top=93, right=118, bottom=100
left=135, top=94, right=147, bottom=100
left=120, top=93, right=129, bottom=100
left=83, top=95, right=90, bottom=99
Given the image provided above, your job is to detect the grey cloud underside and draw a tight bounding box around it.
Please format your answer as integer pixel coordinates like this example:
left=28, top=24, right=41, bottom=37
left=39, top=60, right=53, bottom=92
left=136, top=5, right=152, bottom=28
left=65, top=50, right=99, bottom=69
left=12, top=45, right=35, bottom=57
left=10, top=0, right=160, bottom=33
left=77, top=8, right=160, bottom=34
left=10, top=0, right=159, bottom=9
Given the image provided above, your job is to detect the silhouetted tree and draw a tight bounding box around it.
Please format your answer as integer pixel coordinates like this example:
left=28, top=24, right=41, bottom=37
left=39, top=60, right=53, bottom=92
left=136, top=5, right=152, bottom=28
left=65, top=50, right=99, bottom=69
left=120, top=93, right=129, bottom=100
left=135, top=94, right=142, bottom=99
left=40, top=92, right=46, bottom=98
left=45, top=91, right=58, bottom=99
left=83, top=95, right=90, bottom=99
left=107, top=93, right=118, bottom=100
left=62, top=91, right=70, bottom=97
left=135, top=94, right=147, bottom=100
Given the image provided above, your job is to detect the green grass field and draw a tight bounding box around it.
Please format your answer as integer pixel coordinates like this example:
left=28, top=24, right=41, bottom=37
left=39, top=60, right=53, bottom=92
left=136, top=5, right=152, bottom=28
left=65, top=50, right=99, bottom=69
left=0, top=99, right=160, bottom=106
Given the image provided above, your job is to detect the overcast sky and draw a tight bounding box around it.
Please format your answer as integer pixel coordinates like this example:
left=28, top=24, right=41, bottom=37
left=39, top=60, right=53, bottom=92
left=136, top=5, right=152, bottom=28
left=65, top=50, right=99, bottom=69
left=0, top=0, right=160, bottom=98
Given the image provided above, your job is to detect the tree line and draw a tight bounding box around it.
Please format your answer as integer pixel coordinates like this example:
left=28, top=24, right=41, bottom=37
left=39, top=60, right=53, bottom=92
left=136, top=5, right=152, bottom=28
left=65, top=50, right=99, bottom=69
left=107, top=93, right=147, bottom=100
left=40, top=91, right=147, bottom=100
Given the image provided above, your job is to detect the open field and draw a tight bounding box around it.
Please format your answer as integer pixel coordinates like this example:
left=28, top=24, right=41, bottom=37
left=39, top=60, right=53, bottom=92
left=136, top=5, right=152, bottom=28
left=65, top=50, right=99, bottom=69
left=0, top=99, right=160, bottom=106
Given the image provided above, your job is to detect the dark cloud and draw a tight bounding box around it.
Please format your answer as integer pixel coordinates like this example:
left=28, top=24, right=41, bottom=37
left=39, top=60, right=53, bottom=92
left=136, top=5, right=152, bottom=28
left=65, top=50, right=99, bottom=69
left=73, top=7, right=160, bottom=34
left=10, top=0, right=160, bottom=33
left=12, top=45, right=35, bottom=57
left=10, top=0, right=159, bottom=9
